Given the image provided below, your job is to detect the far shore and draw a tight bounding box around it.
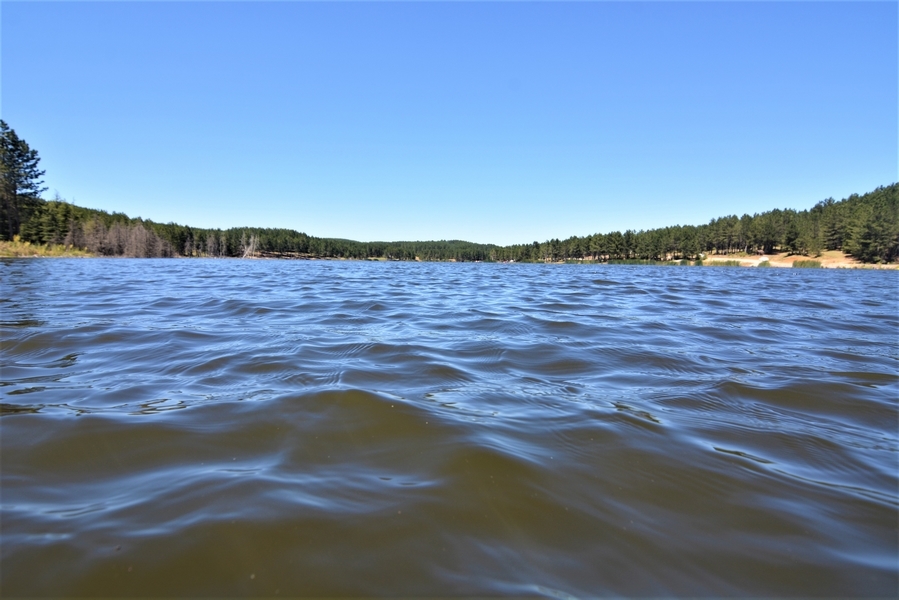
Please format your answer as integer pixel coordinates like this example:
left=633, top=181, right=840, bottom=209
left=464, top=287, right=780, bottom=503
left=1, top=240, right=896, bottom=269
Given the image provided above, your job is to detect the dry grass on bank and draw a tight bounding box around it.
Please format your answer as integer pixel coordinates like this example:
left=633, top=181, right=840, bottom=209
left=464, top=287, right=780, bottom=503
left=702, top=250, right=897, bottom=269
left=0, top=237, right=93, bottom=258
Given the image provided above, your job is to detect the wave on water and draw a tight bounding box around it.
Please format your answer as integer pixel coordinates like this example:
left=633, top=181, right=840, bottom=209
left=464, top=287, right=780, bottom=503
left=1, top=259, right=897, bottom=596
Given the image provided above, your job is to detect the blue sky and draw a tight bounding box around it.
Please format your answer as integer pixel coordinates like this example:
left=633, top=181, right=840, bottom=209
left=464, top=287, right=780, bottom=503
left=3, top=1, right=896, bottom=245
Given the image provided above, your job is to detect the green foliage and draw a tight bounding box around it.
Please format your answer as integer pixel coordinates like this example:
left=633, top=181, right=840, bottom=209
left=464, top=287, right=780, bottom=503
left=606, top=259, right=654, bottom=265
left=1, top=121, right=46, bottom=240
left=13, top=183, right=899, bottom=264
left=495, top=187, right=893, bottom=265
left=841, top=185, right=899, bottom=263
left=706, top=260, right=742, bottom=267
left=793, top=260, right=822, bottom=268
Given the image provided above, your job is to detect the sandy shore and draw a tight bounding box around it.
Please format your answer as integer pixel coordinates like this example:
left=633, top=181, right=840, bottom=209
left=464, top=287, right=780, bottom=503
left=702, top=250, right=898, bottom=269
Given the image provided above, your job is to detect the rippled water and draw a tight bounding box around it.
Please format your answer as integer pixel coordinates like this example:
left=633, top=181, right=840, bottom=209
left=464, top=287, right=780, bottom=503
left=1, top=258, right=897, bottom=597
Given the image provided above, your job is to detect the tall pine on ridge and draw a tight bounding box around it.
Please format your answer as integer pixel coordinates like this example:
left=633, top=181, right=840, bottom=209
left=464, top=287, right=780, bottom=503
left=0, top=120, right=47, bottom=240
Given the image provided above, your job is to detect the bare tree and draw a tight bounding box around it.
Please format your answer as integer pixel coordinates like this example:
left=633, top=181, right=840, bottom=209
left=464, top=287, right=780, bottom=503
left=206, top=233, right=218, bottom=257
left=64, top=220, right=85, bottom=249
left=242, top=234, right=257, bottom=258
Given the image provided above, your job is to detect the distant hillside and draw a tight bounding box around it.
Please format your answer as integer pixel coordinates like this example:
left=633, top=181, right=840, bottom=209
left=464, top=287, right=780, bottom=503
left=496, top=183, right=898, bottom=264
left=10, top=183, right=898, bottom=264
left=3, top=119, right=896, bottom=263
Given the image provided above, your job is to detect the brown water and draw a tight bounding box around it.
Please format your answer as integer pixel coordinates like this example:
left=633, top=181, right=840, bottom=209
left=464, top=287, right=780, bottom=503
left=1, top=259, right=897, bottom=597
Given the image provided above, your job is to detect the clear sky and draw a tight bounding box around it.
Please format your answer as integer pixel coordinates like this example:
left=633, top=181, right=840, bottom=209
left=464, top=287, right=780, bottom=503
left=2, top=1, right=896, bottom=246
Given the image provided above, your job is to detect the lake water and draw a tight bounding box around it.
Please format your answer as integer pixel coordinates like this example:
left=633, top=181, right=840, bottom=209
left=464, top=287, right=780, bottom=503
left=1, top=258, right=897, bottom=597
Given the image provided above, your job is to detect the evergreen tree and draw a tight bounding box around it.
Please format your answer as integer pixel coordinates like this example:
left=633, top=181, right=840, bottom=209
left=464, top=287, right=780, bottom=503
left=0, top=120, right=47, bottom=240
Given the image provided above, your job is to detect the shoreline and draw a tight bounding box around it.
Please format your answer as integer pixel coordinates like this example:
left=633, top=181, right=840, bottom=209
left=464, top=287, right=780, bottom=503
left=1, top=241, right=897, bottom=269
left=699, top=250, right=898, bottom=269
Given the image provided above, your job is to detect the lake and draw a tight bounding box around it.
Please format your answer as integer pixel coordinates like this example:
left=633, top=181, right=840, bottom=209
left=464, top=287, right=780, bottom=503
left=1, top=258, right=897, bottom=597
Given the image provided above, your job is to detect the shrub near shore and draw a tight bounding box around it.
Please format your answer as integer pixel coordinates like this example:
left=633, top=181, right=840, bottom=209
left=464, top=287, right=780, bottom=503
left=0, top=236, right=91, bottom=257
left=793, top=260, right=823, bottom=268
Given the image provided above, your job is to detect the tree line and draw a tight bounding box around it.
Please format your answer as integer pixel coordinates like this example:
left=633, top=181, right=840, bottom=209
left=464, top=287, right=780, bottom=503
left=16, top=200, right=500, bottom=261
left=2, top=120, right=897, bottom=263
left=495, top=184, right=898, bottom=264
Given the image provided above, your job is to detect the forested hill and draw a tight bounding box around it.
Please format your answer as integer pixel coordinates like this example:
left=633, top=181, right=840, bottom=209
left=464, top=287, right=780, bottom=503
left=1, top=120, right=896, bottom=263
left=14, top=201, right=499, bottom=262
left=7, top=183, right=896, bottom=264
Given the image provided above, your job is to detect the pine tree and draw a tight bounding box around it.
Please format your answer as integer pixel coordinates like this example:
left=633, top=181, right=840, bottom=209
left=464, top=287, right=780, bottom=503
left=0, top=120, right=47, bottom=240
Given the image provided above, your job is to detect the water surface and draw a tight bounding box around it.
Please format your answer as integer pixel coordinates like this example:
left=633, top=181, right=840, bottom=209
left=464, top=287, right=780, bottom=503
left=2, top=259, right=897, bottom=597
